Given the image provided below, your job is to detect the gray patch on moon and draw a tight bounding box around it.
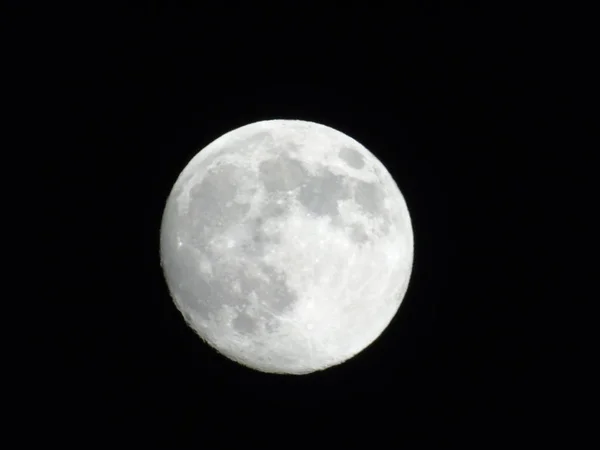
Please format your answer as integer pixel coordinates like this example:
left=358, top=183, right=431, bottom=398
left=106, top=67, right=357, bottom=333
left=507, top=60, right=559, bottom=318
left=260, top=200, right=287, bottom=219
left=228, top=261, right=298, bottom=334
left=259, top=153, right=307, bottom=193
left=348, top=223, right=370, bottom=244
left=347, top=179, right=393, bottom=237
left=353, top=180, right=385, bottom=216
left=163, top=243, right=235, bottom=320
left=257, top=264, right=297, bottom=315
left=297, top=168, right=352, bottom=218
left=164, top=156, right=302, bottom=337
left=185, top=164, right=251, bottom=241
left=232, top=311, right=258, bottom=334
left=168, top=243, right=298, bottom=336
left=240, top=227, right=271, bottom=257
left=338, top=146, right=365, bottom=169
left=230, top=130, right=275, bottom=157
left=176, top=131, right=269, bottom=189
left=239, top=213, right=283, bottom=257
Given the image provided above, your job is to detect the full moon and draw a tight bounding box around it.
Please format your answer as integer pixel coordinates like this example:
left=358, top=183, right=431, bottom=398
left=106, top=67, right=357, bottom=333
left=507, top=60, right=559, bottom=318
left=160, top=119, right=414, bottom=374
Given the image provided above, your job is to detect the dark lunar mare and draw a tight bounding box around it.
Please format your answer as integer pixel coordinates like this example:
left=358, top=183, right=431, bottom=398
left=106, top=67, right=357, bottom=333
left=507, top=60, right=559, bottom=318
left=338, top=146, right=365, bottom=169
left=162, top=157, right=298, bottom=335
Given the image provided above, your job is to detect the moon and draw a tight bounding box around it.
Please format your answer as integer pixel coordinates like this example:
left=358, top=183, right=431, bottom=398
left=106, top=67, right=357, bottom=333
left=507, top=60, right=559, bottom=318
left=160, top=119, right=414, bottom=374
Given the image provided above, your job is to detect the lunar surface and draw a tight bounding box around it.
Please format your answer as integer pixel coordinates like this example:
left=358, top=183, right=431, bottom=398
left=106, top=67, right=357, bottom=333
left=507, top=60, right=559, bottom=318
left=160, top=119, right=413, bottom=374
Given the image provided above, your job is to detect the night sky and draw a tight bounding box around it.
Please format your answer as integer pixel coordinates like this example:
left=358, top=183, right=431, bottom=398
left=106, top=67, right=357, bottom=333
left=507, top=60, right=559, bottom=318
left=12, top=4, right=576, bottom=445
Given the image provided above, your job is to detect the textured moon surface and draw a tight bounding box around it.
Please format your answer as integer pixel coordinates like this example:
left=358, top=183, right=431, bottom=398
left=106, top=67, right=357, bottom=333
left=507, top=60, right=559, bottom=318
left=160, top=119, right=413, bottom=374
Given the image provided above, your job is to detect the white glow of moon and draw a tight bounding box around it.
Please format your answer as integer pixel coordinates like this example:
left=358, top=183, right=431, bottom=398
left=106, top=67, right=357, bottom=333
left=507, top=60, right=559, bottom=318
left=160, top=119, right=414, bottom=374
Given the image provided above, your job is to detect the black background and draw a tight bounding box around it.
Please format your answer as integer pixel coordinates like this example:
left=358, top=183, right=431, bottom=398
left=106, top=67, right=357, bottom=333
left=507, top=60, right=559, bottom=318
left=10, top=3, right=578, bottom=445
